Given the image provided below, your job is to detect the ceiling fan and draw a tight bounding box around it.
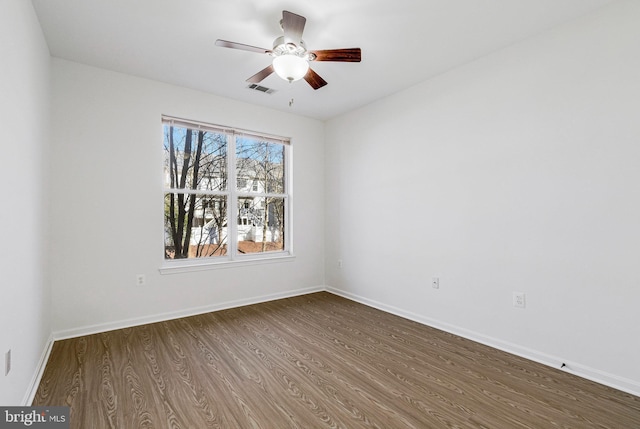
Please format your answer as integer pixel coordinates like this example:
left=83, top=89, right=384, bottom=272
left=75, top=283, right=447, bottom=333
left=215, top=10, right=361, bottom=90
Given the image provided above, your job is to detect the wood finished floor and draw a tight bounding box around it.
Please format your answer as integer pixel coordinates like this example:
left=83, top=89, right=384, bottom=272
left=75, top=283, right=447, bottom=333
left=34, top=292, right=640, bottom=428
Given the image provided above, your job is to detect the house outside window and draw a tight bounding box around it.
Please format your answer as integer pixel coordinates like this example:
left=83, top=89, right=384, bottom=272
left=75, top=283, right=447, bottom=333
left=162, top=116, right=291, bottom=268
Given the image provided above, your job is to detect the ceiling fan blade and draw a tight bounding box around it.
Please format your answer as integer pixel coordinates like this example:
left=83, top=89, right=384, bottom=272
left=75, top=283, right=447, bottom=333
left=215, top=39, right=271, bottom=55
left=282, top=11, right=306, bottom=45
left=246, top=65, right=274, bottom=83
left=310, top=48, right=361, bottom=62
left=304, top=68, right=328, bottom=90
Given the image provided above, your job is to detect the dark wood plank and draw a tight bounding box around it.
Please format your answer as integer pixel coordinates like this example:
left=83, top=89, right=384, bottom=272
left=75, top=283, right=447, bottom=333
left=33, top=292, right=640, bottom=428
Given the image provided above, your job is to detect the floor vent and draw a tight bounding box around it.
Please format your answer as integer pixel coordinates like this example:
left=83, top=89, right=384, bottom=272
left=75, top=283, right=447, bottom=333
left=247, top=83, right=275, bottom=94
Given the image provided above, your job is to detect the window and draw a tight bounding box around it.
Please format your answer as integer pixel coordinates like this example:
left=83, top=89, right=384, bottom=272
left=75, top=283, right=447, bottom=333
left=162, top=116, right=291, bottom=268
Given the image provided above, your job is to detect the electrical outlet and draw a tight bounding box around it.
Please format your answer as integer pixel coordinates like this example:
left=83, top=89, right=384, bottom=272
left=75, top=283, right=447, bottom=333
left=432, top=277, right=440, bottom=289
left=513, top=292, right=526, bottom=308
left=5, top=349, right=11, bottom=376
left=136, top=274, right=146, bottom=286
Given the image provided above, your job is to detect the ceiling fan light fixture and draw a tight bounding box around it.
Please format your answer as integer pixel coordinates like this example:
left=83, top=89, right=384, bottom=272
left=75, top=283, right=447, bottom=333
left=273, top=54, right=309, bottom=82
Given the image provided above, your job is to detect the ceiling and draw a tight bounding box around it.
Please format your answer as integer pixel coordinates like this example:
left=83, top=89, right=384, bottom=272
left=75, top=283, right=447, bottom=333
left=32, top=0, right=615, bottom=121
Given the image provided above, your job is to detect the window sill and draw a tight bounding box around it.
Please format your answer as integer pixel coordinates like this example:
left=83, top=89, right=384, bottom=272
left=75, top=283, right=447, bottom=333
left=159, top=252, right=296, bottom=275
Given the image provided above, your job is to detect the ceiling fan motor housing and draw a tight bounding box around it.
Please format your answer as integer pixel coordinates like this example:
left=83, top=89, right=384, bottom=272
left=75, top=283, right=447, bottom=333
left=272, top=36, right=308, bottom=58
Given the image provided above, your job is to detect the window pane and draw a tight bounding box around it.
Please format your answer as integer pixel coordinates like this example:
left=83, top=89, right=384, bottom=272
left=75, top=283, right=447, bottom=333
left=237, top=197, right=285, bottom=254
left=164, top=193, right=228, bottom=259
left=163, top=125, right=227, bottom=191
left=236, top=137, right=284, bottom=193
left=162, top=117, right=291, bottom=266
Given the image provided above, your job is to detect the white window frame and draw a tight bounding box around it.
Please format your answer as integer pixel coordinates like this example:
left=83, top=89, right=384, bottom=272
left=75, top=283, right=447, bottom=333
left=160, top=115, right=294, bottom=274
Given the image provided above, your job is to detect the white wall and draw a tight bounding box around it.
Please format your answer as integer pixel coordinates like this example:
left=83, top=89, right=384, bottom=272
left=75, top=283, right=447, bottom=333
left=325, top=0, right=640, bottom=395
left=49, top=59, right=325, bottom=336
left=0, top=0, right=51, bottom=405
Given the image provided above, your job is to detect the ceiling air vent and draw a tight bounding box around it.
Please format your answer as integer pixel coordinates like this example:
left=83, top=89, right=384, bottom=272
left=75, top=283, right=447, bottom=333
left=247, top=83, right=276, bottom=94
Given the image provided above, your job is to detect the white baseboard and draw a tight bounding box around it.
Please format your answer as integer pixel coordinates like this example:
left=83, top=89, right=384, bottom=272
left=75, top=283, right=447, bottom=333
left=326, top=286, right=640, bottom=398
left=53, top=285, right=324, bottom=341
left=22, top=333, right=55, bottom=406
